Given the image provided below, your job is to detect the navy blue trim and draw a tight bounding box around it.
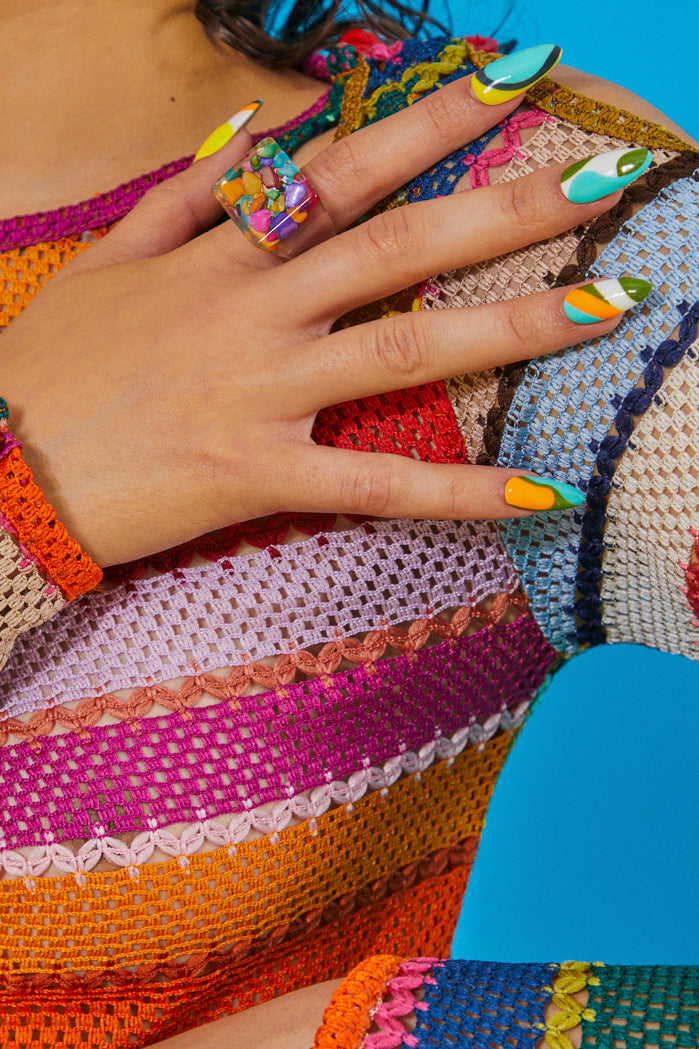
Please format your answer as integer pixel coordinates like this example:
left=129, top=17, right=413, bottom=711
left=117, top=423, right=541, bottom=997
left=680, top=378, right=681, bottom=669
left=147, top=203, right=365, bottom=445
left=574, top=298, right=699, bottom=646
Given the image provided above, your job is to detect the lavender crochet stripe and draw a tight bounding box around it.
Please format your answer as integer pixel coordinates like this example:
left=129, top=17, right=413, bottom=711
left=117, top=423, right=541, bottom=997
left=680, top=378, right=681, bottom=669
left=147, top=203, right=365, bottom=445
left=0, top=519, right=516, bottom=718
left=0, top=616, right=554, bottom=848
left=497, top=177, right=699, bottom=654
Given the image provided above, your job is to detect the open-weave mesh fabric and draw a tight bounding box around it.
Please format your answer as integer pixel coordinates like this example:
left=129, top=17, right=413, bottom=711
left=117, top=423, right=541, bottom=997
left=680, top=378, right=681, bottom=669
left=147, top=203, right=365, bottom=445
left=587, top=309, right=699, bottom=652
left=410, top=960, right=555, bottom=1049
left=581, top=965, right=699, bottom=1048
left=0, top=517, right=517, bottom=719
left=495, top=174, right=699, bottom=653
left=0, top=34, right=697, bottom=1048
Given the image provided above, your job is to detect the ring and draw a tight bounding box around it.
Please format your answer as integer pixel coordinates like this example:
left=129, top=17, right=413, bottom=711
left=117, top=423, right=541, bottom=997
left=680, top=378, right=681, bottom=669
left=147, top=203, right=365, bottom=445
left=213, top=137, right=322, bottom=255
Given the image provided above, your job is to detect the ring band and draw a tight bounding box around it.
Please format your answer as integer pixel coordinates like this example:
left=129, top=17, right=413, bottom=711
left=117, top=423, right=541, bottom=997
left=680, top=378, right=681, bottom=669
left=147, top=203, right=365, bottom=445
left=213, top=137, right=320, bottom=254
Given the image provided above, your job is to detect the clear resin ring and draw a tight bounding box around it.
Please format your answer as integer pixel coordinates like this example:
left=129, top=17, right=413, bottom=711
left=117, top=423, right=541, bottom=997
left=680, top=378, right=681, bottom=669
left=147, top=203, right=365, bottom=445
left=213, top=137, right=321, bottom=254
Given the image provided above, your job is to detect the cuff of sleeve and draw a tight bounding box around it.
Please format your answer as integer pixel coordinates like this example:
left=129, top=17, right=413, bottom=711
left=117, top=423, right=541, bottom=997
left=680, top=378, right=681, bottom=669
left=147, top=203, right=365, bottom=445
left=0, top=406, right=102, bottom=663
left=312, top=956, right=403, bottom=1049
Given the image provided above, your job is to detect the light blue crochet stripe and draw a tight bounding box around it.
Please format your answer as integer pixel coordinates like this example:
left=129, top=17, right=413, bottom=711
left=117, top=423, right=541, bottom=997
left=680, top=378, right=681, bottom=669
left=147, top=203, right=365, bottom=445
left=496, top=174, right=699, bottom=654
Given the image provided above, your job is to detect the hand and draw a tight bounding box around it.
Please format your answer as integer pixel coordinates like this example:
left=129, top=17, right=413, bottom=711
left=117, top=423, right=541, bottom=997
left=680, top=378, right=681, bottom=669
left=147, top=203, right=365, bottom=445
left=1, top=70, right=630, bottom=567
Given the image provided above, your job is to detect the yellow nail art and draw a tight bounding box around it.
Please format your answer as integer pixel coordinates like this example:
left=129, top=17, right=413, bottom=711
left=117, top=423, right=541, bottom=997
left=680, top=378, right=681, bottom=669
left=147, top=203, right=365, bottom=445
left=194, top=100, right=263, bottom=162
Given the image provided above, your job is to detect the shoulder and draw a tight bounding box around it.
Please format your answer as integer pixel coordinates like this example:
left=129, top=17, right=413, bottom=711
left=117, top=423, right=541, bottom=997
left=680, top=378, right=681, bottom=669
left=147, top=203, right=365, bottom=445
left=553, top=64, right=697, bottom=147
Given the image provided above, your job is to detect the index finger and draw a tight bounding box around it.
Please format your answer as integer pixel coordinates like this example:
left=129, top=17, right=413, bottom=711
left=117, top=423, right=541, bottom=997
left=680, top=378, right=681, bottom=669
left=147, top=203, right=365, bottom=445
left=302, top=43, right=562, bottom=233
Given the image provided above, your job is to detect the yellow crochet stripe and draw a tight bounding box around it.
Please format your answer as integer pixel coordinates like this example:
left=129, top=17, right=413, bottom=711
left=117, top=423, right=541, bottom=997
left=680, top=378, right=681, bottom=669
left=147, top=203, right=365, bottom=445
left=535, top=960, right=604, bottom=1049
left=526, top=80, right=697, bottom=153
left=363, top=39, right=473, bottom=122
left=0, top=732, right=512, bottom=974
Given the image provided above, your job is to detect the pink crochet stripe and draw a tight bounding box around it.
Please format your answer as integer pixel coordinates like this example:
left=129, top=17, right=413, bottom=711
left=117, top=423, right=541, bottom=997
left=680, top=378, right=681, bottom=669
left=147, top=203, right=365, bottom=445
left=468, top=108, right=551, bottom=188
left=679, top=525, right=699, bottom=630
left=0, top=519, right=517, bottom=719
left=0, top=616, right=554, bottom=849
left=364, top=959, right=443, bottom=1049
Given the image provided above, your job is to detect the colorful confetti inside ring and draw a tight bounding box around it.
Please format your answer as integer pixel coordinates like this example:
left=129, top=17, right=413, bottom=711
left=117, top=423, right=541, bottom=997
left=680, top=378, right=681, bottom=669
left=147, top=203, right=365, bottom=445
left=213, top=137, right=323, bottom=255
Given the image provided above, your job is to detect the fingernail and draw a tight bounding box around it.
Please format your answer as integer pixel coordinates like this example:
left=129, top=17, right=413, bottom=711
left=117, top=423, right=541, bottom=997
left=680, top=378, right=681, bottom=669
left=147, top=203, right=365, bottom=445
left=560, top=148, right=652, bottom=203
left=194, top=100, right=263, bottom=162
left=505, top=476, right=585, bottom=512
left=471, top=44, right=562, bottom=105
left=563, top=277, right=652, bottom=324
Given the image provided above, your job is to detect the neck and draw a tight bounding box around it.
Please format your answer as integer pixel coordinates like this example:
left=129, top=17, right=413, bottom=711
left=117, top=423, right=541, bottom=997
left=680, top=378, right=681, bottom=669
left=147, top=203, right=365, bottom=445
left=0, top=1, right=326, bottom=218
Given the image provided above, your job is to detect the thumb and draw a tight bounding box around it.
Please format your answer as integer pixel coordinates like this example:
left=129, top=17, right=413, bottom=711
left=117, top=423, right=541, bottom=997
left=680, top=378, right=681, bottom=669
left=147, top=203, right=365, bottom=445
left=65, top=126, right=255, bottom=274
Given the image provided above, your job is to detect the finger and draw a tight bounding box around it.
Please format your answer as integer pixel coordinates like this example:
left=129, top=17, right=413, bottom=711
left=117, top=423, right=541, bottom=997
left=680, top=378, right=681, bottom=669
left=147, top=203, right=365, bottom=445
left=302, top=49, right=560, bottom=234
left=64, top=128, right=256, bottom=274
left=207, top=44, right=563, bottom=261
left=278, top=160, right=631, bottom=323
left=278, top=443, right=584, bottom=520
left=286, top=284, right=631, bottom=413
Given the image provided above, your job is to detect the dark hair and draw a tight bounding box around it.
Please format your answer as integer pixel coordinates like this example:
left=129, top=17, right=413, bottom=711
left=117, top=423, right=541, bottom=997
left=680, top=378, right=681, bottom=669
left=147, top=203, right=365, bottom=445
left=195, top=0, right=448, bottom=68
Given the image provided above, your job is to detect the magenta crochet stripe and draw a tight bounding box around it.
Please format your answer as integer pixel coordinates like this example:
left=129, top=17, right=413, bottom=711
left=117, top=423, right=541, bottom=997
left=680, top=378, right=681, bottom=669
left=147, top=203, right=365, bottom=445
left=0, top=94, right=330, bottom=252
left=0, top=616, right=554, bottom=849
left=0, top=519, right=517, bottom=719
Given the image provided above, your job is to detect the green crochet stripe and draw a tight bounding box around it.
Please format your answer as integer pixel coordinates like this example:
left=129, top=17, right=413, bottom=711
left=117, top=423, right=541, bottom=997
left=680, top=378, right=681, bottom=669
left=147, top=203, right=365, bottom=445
left=582, top=964, right=699, bottom=1048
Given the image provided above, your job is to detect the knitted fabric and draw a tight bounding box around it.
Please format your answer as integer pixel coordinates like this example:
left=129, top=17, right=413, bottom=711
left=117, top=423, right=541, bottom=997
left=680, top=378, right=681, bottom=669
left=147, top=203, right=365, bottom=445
left=0, top=34, right=697, bottom=1048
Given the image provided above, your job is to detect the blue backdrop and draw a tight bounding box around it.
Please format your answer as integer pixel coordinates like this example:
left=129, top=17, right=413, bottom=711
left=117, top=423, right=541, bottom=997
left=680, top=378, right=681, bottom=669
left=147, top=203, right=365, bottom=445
left=448, top=0, right=699, bottom=963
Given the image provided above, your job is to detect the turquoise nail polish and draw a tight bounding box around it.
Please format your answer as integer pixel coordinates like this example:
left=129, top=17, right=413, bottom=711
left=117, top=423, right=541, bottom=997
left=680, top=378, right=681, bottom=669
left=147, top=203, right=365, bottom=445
left=560, top=148, right=652, bottom=203
left=471, top=44, right=562, bottom=105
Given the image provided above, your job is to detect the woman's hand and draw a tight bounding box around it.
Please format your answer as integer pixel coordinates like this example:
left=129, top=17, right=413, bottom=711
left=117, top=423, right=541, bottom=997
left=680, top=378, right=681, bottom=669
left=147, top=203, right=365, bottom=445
left=1, top=66, right=633, bottom=567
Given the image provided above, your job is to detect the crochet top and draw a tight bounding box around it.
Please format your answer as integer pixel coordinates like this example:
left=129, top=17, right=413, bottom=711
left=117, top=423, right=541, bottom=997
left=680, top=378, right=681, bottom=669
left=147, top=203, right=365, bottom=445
left=0, top=36, right=697, bottom=1048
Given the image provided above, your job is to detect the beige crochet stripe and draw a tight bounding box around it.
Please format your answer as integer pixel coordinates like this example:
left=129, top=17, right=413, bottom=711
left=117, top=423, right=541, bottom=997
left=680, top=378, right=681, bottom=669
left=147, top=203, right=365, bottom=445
left=426, top=115, right=677, bottom=462
left=0, top=529, right=65, bottom=668
left=600, top=334, right=699, bottom=654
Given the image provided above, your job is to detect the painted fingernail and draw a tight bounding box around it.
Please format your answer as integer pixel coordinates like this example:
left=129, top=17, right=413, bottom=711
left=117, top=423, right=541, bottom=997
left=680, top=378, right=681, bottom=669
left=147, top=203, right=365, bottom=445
left=560, top=148, right=652, bottom=203
left=563, top=277, right=652, bottom=324
left=471, top=44, right=562, bottom=105
left=194, top=100, right=263, bottom=162
left=505, top=476, right=585, bottom=512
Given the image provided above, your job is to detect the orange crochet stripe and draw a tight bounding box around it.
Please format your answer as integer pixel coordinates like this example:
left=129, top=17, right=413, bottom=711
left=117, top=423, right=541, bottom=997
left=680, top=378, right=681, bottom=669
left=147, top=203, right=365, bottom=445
left=0, top=735, right=509, bottom=973
left=1, top=840, right=475, bottom=993
left=313, top=956, right=403, bottom=1049
left=0, top=593, right=529, bottom=745
left=0, top=864, right=469, bottom=1046
left=0, top=240, right=88, bottom=327
left=0, top=447, right=102, bottom=599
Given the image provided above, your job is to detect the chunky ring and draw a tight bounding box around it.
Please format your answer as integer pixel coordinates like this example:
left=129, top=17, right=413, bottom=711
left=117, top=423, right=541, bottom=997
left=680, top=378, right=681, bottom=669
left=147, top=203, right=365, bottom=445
left=213, top=137, right=322, bottom=255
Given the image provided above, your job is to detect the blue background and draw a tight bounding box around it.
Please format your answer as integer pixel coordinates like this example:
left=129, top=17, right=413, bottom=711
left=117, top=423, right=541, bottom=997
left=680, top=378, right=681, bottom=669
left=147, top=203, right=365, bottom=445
left=447, top=0, right=699, bottom=963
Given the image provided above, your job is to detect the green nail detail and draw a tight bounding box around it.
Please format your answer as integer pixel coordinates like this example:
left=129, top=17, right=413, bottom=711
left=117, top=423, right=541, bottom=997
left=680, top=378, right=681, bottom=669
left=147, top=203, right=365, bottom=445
left=560, top=148, right=652, bottom=203
left=563, top=278, right=652, bottom=324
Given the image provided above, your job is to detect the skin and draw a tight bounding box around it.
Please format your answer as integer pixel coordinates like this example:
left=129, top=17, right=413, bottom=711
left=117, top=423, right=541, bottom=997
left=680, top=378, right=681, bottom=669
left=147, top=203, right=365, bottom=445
left=0, top=2, right=693, bottom=1046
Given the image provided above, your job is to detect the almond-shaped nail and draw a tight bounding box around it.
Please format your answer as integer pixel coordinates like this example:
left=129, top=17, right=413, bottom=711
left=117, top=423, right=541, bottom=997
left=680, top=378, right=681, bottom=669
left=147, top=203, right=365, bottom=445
left=194, top=100, right=263, bottom=162
left=560, top=148, right=652, bottom=203
left=471, top=44, right=562, bottom=105
left=505, top=476, right=585, bottom=512
left=564, top=277, right=652, bottom=324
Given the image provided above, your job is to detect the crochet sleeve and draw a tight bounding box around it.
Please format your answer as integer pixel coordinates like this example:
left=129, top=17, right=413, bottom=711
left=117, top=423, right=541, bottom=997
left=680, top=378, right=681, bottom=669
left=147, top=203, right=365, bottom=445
left=312, top=956, right=699, bottom=1048
left=0, top=400, right=102, bottom=668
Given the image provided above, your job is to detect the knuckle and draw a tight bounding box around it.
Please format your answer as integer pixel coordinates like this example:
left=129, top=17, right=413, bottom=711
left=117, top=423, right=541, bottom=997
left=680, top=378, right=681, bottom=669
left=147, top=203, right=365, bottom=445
left=500, top=300, right=542, bottom=360
left=362, top=206, right=421, bottom=265
left=418, top=83, right=469, bottom=142
left=443, top=472, right=464, bottom=519
left=341, top=462, right=396, bottom=517
left=315, top=136, right=370, bottom=199
left=501, top=175, right=543, bottom=237
left=372, top=316, right=427, bottom=381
